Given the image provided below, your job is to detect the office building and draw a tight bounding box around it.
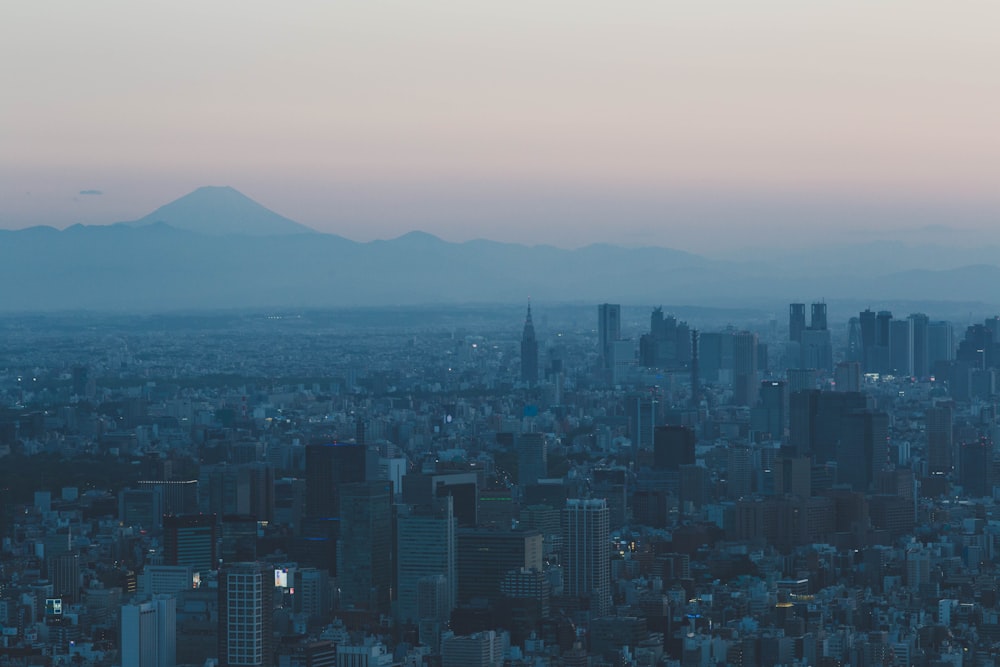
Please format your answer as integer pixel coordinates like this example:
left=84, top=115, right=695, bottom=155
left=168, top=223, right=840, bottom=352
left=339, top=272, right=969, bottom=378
left=598, top=303, right=622, bottom=372
left=396, top=497, right=456, bottom=625
left=926, top=404, right=954, bottom=475
left=337, top=480, right=393, bottom=613
left=733, top=331, right=759, bottom=406
left=219, top=562, right=273, bottom=667
left=789, top=303, right=806, bottom=343
left=520, top=303, right=539, bottom=385
left=121, top=594, right=176, bottom=667
left=305, top=443, right=369, bottom=520
left=163, top=514, right=217, bottom=573
left=653, top=425, right=696, bottom=471
left=517, top=432, right=548, bottom=486
left=563, top=498, right=611, bottom=618
left=456, top=528, right=543, bottom=604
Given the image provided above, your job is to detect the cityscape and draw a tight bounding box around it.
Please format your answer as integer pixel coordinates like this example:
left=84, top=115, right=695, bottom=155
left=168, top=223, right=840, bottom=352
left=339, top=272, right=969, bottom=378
left=1, top=297, right=999, bottom=666
left=5, top=2, right=1000, bottom=666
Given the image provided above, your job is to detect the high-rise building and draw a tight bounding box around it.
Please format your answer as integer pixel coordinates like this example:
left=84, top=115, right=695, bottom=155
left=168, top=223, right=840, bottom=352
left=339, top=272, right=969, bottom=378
left=121, top=595, right=176, bottom=667
left=837, top=410, right=889, bottom=492
left=47, top=552, right=80, bottom=604
left=810, top=302, right=828, bottom=331
left=959, top=437, right=993, bottom=497
left=402, top=471, right=478, bottom=527
left=751, top=381, right=786, bottom=441
left=563, top=498, right=611, bottom=618
left=305, top=443, right=369, bottom=520
left=517, top=433, right=547, bottom=487
left=653, top=425, right=696, bottom=471
left=337, top=481, right=393, bottom=614
left=910, top=313, right=930, bottom=378
left=598, top=304, right=622, bottom=372
left=890, top=318, right=914, bottom=376
left=834, top=362, right=862, bottom=393
left=220, top=514, right=257, bottom=564
left=926, top=404, right=954, bottom=475
left=733, top=331, right=759, bottom=406
left=218, top=562, right=273, bottom=667
left=846, top=317, right=863, bottom=364
left=456, top=529, right=543, bottom=604
left=520, top=303, right=539, bottom=385
left=441, top=631, right=507, bottom=667
left=789, top=303, right=806, bottom=343
left=163, top=514, right=217, bottom=573
left=927, top=321, right=955, bottom=370
left=396, top=498, right=456, bottom=625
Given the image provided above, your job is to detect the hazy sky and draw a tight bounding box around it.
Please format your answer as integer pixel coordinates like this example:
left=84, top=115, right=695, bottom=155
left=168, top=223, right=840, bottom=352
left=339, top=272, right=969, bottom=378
left=2, top=1, right=998, bottom=255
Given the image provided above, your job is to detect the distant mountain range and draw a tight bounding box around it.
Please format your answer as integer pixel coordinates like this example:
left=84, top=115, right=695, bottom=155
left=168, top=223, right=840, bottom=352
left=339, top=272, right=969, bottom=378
left=0, top=187, right=997, bottom=314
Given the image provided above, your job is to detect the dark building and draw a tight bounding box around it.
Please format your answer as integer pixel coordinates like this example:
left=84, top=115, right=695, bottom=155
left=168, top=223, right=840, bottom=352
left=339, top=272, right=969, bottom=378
left=456, top=528, right=543, bottom=604
left=403, top=472, right=478, bottom=527
left=751, top=380, right=786, bottom=441
left=163, top=514, right=218, bottom=573
left=789, top=390, right=870, bottom=463
left=837, top=410, right=889, bottom=492
left=653, top=425, right=696, bottom=471
left=337, top=480, right=393, bottom=614
left=926, top=404, right=954, bottom=475
left=305, top=443, right=369, bottom=519
left=810, top=302, right=828, bottom=332
left=598, top=304, right=622, bottom=372
left=959, top=438, right=993, bottom=498
left=221, top=514, right=258, bottom=564
left=733, top=331, right=759, bottom=406
left=520, top=303, right=539, bottom=385
left=789, top=304, right=806, bottom=343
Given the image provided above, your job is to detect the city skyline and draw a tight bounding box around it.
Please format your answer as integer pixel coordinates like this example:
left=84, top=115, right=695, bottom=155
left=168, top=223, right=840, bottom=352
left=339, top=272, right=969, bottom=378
left=3, top=2, right=1000, bottom=254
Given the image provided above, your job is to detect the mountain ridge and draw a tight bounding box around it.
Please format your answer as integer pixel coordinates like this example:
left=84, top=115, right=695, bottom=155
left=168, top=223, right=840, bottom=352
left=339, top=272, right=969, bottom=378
left=0, top=187, right=997, bottom=313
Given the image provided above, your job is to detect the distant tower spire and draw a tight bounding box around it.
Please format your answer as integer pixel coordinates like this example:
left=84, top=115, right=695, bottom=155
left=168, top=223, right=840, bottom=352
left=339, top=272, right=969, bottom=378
left=689, top=329, right=700, bottom=409
left=521, top=301, right=539, bottom=386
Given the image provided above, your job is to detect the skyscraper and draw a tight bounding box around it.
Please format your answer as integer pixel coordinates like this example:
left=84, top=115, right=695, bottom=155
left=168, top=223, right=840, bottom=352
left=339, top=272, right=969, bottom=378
left=810, top=302, right=828, bottom=332
left=653, top=425, right=696, bottom=471
left=337, top=480, right=393, bottom=614
left=890, top=318, right=914, bottom=376
left=563, top=498, right=610, bottom=618
left=121, top=595, right=176, bottom=667
left=396, top=497, right=456, bottom=625
left=163, top=514, right=217, bottom=573
left=789, top=303, right=806, bottom=343
left=926, top=404, right=954, bottom=475
left=218, top=562, right=273, bottom=667
left=520, top=303, right=539, bottom=385
left=517, top=432, right=548, bottom=486
left=909, top=313, right=930, bottom=378
left=598, top=304, right=622, bottom=372
left=733, top=331, right=759, bottom=406
left=305, top=443, right=369, bottom=519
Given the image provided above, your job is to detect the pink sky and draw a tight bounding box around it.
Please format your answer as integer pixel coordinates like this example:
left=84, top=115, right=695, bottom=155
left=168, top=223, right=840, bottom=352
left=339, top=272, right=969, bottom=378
left=2, top=1, right=998, bottom=254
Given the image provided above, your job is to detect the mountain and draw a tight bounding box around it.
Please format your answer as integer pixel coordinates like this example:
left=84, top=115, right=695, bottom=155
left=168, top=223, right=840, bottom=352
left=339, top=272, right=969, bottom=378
left=0, top=188, right=998, bottom=313
left=120, top=185, right=315, bottom=236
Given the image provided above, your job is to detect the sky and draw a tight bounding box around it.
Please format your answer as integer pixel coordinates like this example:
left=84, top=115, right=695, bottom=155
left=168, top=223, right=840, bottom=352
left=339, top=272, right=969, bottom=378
left=2, top=1, right=999, bottom=255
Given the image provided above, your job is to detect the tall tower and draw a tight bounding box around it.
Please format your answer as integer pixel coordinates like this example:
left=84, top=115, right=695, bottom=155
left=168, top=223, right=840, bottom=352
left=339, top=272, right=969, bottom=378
left=810, top=302, right=828, bottom=331
left=562, top=498, right=610, bottom=618
left=304, top=443, right=368, bottom=519
left=218, top=563, right=273, bottom=667
left=520, top=303, right=539, bottom=385
left=733, top=331, right=759, bottom=406
left=689, top=329, right=700, bottom=408
left=121, top=595, right=176, bottom=667
left=926, top=404, right=954, bottom=474
left=337, top=480, right=393, bottom=614
left=789, top=304, right=806, bottom=343
left=598, top=304, right=622, bottom=372
left=396, top=497, right=456, bottom=625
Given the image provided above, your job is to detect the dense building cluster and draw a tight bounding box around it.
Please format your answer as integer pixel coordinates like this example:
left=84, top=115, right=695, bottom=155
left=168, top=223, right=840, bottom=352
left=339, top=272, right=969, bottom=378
left=1, top=303, right=999, bottom=666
